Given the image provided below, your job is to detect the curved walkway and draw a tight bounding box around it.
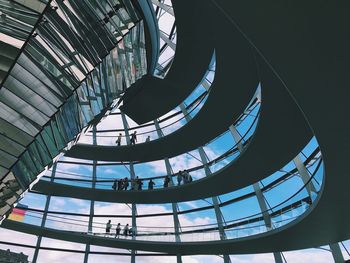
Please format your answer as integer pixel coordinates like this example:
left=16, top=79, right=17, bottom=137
left=37, top=52, right=311, bottom=204
left=30, top=0, right=350, bottom=248
left=66, top=3, right=263, bottom=163
left=0, top=187, right=314, bottom=254
left=119, top=1, right=214, bottom=124
left=212, top=0, right=350, bottom=250
left=27, top=153, right=318, bottom=217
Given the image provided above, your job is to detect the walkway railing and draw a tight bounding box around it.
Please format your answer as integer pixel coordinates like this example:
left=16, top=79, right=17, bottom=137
left=9, top=154, right=323, bottom=242
left=40, top=101, right=260, bottom=190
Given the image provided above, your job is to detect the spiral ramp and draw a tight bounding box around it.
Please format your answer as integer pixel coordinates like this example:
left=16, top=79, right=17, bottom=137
left=0, top=0, right=349, bottom=262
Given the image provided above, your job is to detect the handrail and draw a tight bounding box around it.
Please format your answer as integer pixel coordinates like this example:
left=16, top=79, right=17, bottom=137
left=42, top=106, right=260, bottom=189
left=90, top=88, right=210, bottom=135
left=25, top=151, right=320, bottom=220
left=0, top=240, right=170, bottom=256
left=87, top=88, right=210, bottom=139
left=12, top=196, right=311, bottom=235
left=22, top=151, right=322, bottom=235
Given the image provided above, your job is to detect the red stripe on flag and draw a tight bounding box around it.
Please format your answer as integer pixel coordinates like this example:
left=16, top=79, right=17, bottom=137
left=12, top=208, right=26, bottom=216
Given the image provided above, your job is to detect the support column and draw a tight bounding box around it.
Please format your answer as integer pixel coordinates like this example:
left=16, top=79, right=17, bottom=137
left=129, top=164, right=138, bottom=263
left=155, top=119, right=182, bottom=263
left=121, top=113, right=131, bottom=145
left=121, top=113, right=137, bottom=263
left=84, top=125, right=97, bottom=263
left=329, top=243, right=345, bottom=263
left=252, top=183, right=272, bottom=230
left=230, top=125, right=283, bottom=263
left=293, top=155, right=317, bottom=199
left=179, top=103, right=231, bottom=263
left=32, top=163, right=57, bottom=263
left=198, top=146, right=231, bottom=263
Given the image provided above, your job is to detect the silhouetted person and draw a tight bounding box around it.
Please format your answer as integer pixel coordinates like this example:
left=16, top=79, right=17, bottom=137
left=117, top=179, right=123, bottom=190
left=137, top=177, right=143, bottom=190
left=130, top=131, right=137, bottom=145
left=112, top=180, right=117, bottom=190
left=183, top=170, right=188, bottom=184
left=129, top=227, right=134, bottom=237
left=123, top=224, right=129, bottom=237
left=106, top=220, right=112, bottom=236
left=145, top=135, right=150, bottom=142
left=189, top=174, right=193, bottom=182
left=115, top=223, right=121, bottom=238
left=148, top=179, right=155, bottom=190
left=163, top=176, right=170, bottom=188
left=177, top=171, right=183, bottom=186
left=184, top=169, right=192, bottom=183
left=116, top=133, right=122, bottom=146
left=123, top=177, right=129, bottom=190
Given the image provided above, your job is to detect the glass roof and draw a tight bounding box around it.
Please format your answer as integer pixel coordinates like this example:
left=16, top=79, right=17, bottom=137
left=0, top=0, right=146, bottom=223
left=0, top=0, right=48, bottom=83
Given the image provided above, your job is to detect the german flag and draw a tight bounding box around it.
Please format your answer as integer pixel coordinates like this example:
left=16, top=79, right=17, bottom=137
left=8, top=204, right=28, bottom=222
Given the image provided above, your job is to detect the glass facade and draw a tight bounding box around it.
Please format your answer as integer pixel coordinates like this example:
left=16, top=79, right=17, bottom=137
left=0, top=0, right=146, bottom=221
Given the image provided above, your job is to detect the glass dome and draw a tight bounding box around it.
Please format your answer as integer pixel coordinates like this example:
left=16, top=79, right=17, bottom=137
left=0, top=1, right=349, bottom=263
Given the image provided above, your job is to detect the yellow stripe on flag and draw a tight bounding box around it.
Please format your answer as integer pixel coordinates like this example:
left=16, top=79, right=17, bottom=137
left=8, top=213, right=24, bottom=222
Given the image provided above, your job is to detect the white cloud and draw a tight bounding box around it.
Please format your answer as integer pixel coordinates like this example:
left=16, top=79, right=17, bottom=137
left=103, top=168, right=117, bottom=174
left=50, top=198, right=66, bottom=209
left=56, top=162, right=93, bottom=173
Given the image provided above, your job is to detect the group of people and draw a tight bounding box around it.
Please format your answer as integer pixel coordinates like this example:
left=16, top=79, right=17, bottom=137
left=112, top=176, right=143, bottom=191
left=116, top=131, right=152, bottom=146
left=163, top=170, right=193, bottom=188
left=176, top=169, right=193, bottom=186
left=112, top=170, right=193, bottom=191
left=116, top=131, right=145, bottom=146
left=112, top=177, right=156, bottom=190
left=105, top=220, right=134, bottom=238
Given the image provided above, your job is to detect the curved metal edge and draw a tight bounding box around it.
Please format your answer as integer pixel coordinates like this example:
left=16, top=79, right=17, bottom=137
left=134, top=0, right=160, bottom=74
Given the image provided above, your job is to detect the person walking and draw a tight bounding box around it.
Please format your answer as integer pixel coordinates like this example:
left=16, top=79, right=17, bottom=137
left=106, top=220, right=112, bottom=236
left=129, top=226, right=134, bottom=237
left=112, top=180, right=117, bottom=190
left=117, top=179, right=123, bottom=190
left=116, top=133, right=122, bottom=146
left=130, top=131, right=137, bottom=145
left=137, top=177, right=143, bottom=190
left=183, top=171, right=188, bottom=184
left=115, top=223, right=121, bottom=238
left=177, top=171, right=183, bottom=186
left=188, top=174, right=193, bottom=182
left=123, top=224, right=129, bottom=237
left=123, top=177, right=129, bottom=190
left=163, top=176, right=170, bottom=188
left=148, top=179, right=155, bottom=190
left=184, top=169, right=192, bottom=183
